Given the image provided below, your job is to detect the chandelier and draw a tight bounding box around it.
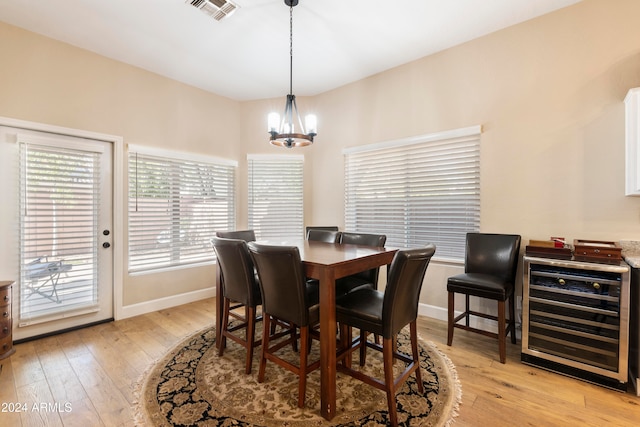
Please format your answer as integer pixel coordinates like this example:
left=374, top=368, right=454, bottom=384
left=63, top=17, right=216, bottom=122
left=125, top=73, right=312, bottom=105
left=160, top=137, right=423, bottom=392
left=268, top=0, right=317, bottom=148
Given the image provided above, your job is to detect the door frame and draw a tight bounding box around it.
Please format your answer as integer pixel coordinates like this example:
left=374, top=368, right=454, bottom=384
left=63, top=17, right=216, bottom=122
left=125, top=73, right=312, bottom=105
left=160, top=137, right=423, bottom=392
left=0, top=116, right=124, bottom=338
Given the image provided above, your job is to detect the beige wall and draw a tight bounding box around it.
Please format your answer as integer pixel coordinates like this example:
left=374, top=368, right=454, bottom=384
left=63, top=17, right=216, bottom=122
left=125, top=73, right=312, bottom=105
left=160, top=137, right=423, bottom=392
left=0, top=22, right=241, bottom=309
left=306, top=0, right=640, bottom=240
left=242, top=0, right=640, bottom=317
left=2, top=0, right=640, bottom=322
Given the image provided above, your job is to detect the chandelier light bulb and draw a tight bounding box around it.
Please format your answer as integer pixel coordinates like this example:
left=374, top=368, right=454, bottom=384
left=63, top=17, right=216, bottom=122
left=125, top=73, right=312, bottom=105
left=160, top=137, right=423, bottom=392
left=268, top=112, right=280, bottom=132
left=305, top=114, right=317, bottom=135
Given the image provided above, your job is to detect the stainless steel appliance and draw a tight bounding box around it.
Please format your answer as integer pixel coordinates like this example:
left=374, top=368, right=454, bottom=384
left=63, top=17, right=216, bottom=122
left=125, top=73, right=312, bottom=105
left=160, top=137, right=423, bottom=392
left=522, top=256, right=630, bottom=391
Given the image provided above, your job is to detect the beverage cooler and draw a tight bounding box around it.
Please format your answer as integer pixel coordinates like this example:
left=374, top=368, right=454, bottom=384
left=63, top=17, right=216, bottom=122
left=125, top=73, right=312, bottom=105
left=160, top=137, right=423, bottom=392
left=521, top=256, right=630, bottom=391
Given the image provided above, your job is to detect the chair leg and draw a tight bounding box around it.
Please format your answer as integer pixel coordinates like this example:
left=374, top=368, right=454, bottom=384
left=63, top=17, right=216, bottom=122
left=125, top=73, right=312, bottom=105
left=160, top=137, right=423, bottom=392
left=498, top=300, right=506, bottom=364
left=359, top=330, right=368, bottom=366
left=465, top=294, right=470, bottom=326
left=339, top=323, right=350, bottom=367
left=383, top=336, right=399, bottom=426
left=509, top=294, right=517, bottom=344
left=292, top=325, right=298, bottom=352
left=245, top=306, right=256, bottom=374
left=258, top=315, right=271, bottom=383
left=410, top=321, right=424, bottom=394
left=447, top=291, right=455, bottom=346
left=218, top=297, right=230, bottom=355
left=298, top=326, right=309, bottom=408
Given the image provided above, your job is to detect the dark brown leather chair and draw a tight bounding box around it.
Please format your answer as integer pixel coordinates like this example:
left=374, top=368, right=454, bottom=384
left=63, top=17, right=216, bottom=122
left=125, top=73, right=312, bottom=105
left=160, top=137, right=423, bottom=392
left=215, top=229, right=260, bottom=321
left=306, top=228, right=341, bottom=243
left=215, top=229, right=256, bottom=242
left=247, top=242, right=320, bottom=408
left=305, top=229, right=341, bottom=291
left=339, top=231, right=386, bottom=247
left=335, top=245, right=436, bottom=427
left=211, top=236, right=262, bottom=374
left=336, top=232, right=387, bottom=297
left=447, top=232, right=521, bottom=363
left=305, top=225, right=339, bottom=233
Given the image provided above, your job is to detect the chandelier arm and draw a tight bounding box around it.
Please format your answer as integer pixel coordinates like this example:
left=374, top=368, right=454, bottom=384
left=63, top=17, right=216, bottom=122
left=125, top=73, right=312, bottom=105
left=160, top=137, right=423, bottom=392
left=291, top=96, right=305, bottom=133
left=283, top=94, right=293, bottom=132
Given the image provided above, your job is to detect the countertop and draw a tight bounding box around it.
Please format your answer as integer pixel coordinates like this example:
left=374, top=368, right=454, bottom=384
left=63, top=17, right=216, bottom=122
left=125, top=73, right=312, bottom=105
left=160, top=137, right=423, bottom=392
left=621, top=240, right=640, bottom=268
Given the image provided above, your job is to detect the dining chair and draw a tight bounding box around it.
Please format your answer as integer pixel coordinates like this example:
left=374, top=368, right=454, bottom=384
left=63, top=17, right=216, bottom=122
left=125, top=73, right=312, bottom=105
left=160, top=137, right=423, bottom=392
left=215, top=229, right=256, bottom=242
left=336, top=232, right=387, bottom=297
left=305, top=229, right=341, bottom=293
left=247, top=242, right=321, bottom=408
left=305, top=225, right=339, bottom=233
left=211, top=236, right=262, bottom=374
left=446, top=232, right=521, bottom=363
left=335, top=245, right=436, bottom=427
left=306, top=228, right=341, bottom=243
left=334, top=232, right=388, bottom=359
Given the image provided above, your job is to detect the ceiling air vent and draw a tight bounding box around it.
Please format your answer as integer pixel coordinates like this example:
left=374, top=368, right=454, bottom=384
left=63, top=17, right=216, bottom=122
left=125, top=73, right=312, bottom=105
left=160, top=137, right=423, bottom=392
left=186, top=0, right=238, bottom=21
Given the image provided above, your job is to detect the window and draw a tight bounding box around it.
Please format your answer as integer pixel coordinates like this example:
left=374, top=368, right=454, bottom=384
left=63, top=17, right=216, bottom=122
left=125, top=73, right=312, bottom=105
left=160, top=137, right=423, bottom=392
left=344, top=126, right=481, bottom=261
left=248, top=154, right=304, bottom=240
left=128, top=146, right=236, bottom=273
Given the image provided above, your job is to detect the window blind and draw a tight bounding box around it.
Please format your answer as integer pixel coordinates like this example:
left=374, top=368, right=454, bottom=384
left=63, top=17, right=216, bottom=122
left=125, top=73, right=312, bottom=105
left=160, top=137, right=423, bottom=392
left=248, top=155, right=304, bottom=240
left=344, top=128, right=480, bottom=260
left=128, top=148, right=236, bottom=273
left=19, top=141, right=100, bottom=320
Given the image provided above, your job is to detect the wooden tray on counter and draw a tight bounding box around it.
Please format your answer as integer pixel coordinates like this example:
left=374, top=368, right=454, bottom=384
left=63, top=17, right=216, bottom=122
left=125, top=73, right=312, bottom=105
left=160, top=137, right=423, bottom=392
left=573, top=239, right=622, bottom=263
left=525, top=240, right=573, bottom=260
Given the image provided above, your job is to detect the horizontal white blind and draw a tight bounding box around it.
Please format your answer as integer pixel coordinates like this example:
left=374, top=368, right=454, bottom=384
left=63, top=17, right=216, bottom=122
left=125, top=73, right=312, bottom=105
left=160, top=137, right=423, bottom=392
left=128, top=150, right=235, bottom=273
left=345, top=132, right=480, bottom=260
left=248, top=155, right=304, bottom=240
left=19, top=142, right=100, bottom=320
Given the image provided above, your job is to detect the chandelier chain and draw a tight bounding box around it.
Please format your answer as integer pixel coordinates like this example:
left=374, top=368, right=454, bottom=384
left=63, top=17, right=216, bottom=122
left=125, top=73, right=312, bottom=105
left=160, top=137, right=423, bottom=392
left=289, top=5, right=293, bottom=95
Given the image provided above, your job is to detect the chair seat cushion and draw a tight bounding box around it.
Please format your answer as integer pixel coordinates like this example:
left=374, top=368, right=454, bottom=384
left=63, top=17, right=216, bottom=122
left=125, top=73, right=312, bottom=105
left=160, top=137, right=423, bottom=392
left=447, top=273, right=513, bottom=300
left=335, top=276, right=375, bottom=297
left=335, top=288, right=384, bottom=336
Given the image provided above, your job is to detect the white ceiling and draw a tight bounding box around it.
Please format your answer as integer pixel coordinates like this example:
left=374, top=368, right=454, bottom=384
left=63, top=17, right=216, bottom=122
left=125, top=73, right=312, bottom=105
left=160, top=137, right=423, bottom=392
left=0, top=0, right=582, bottom=101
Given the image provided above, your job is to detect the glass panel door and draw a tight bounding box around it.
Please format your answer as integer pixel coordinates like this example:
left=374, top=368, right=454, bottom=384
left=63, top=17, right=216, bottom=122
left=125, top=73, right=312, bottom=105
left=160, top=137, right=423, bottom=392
left=14, top=130, right=113, bottom=334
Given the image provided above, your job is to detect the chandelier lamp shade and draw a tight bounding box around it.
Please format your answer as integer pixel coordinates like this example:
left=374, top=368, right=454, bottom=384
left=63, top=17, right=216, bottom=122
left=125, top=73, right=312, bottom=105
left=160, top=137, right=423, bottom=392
left=268, top=0, right=317, bottom=148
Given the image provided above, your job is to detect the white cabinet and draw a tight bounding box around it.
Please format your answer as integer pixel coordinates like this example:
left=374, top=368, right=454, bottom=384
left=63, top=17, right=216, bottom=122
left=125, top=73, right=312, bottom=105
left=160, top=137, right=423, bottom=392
left=625, top=88, right=640, bottom=196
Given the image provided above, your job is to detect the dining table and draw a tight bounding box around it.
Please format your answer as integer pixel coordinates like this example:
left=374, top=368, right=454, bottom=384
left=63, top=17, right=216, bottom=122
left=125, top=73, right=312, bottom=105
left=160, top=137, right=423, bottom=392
left=214, top=239, right=398, bottom=421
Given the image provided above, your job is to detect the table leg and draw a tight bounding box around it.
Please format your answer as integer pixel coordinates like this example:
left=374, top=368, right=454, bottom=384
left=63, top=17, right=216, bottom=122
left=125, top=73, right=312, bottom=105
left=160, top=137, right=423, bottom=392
left=319, top=267, right=337, bottom=420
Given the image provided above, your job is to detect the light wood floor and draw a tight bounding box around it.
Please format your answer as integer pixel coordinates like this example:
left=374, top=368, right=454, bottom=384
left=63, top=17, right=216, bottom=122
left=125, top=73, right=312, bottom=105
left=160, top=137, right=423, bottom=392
left=0, top=298, right=638, bottom=426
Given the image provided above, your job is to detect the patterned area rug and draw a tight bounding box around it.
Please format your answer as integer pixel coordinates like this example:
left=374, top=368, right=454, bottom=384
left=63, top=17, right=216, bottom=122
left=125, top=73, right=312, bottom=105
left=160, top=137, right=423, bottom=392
left=135, top=324, right=461, bottom=426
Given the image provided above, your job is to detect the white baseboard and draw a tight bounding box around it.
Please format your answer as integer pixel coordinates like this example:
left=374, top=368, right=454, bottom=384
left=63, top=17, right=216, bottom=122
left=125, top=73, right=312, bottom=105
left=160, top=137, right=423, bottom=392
left=117, top=291, right=521, bottom=342
left=117, top=287, right=216, bottom=320
left=418, top=302, right=448, bottom=322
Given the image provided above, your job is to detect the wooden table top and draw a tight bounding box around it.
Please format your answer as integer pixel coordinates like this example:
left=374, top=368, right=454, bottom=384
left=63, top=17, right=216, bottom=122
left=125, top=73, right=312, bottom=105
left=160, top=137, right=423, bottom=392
left=259, top=239, right=397, bottom=265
